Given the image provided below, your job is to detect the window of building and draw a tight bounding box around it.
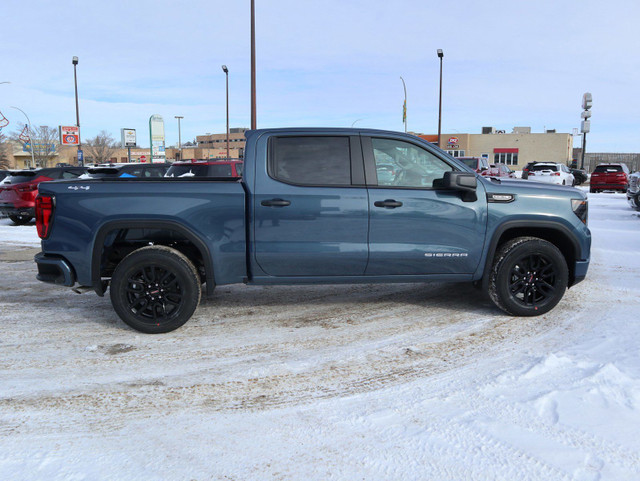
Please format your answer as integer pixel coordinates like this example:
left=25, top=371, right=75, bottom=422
left=494, top=152, right=518, bottom=165
left=447, top=150, right=465, bottom=158
left=270, top=136, right=352, bottom=186
left=372, top=138, right=453, bottom=188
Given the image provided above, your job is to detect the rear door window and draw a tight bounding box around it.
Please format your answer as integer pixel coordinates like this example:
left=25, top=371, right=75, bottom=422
left=270, top=136, right=352, bottom=186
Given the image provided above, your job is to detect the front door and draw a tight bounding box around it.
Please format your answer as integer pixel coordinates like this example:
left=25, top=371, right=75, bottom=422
left=363, top=135, right=487, bottom=275
left=253, top=133, right=369, bottom=277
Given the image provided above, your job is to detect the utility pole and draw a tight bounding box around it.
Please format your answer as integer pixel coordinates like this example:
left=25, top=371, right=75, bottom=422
left=72, top=56, right=82, bottom=165
left=580, top=93, right=592, bottom=170
left=222, top=65, right=230, bottom=159
left=437, top=49, right=444, bottom=148
left=250, top=0, right=257, bottom=130
left=175, top=116, right=183, bottom=160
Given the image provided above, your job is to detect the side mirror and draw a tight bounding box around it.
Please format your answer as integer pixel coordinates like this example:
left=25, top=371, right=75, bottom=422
left=442, top=171, right=477, bottom=202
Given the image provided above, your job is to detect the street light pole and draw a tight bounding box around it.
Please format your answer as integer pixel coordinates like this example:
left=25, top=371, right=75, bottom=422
left=222, top=65, right=230, bottom=159
left=11, top=106, right=36, bottom=169
left=174, top=116, right=183, bottom=160
left=400, top=76, right=407, bottom=133
left=437, top=49, right=444, bottom=148
left=250, top=0, right=257, bottom=130
left=72, top=56, right=82, bottom=165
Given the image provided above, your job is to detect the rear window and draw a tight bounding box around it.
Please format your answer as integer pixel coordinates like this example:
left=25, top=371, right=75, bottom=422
left=208, top=164, right=233, bottom=177
left=165, top=165, right=210, bottom=177
left=6, top=171, right=40, bottom=184
left=459, top=158, right=478, bottom=169
left=530, top=164, right=558, bottom=172
left=594, top=165, right=622, bottom=173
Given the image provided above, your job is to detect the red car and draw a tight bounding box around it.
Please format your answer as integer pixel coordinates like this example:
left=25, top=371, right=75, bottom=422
left=590, top=163, right=629, bottom=193
left=0, top=167, right=86, bottom=224
left=165, top=159, right=243, bottom=178
left=482, top=163, right=516, bottom=178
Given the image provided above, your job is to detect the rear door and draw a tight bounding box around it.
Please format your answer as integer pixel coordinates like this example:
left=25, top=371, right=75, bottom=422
left=252, top=132, right=369, bottom=277
left=363, top=134, right=487, bottom=275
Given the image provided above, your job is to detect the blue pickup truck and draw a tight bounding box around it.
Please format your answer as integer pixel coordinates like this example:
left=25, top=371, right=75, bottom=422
left=34, top=128, right=591, bottom=333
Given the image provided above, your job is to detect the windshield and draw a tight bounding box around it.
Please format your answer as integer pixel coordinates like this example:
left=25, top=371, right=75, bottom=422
left=530, top=164, right=558, bottom=172
left=594, top=165, right=622, bottom=173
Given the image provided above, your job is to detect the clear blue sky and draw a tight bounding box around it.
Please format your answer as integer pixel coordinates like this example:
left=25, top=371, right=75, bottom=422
left=1, top=0, right=637, bottom=152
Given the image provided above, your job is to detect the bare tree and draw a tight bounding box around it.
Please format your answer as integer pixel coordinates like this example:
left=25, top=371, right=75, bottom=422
left=0, top=131, right=10, bottom=169
left=11, top=124, right=59, bottom=167
left=84, top=131, right=118, bottom=163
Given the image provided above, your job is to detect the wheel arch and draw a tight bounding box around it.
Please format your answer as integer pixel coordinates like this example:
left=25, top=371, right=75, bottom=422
left=91, top=220, right=215, bottom=297
left=482, top=221, right=581, bottom=288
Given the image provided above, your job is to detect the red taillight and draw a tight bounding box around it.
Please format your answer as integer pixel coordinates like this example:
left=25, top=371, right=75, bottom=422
left=35, top=195, right=55, bottom=239
left=553, top=172, right=561, bottom=176
left=17, top=183, right=38, bottom=192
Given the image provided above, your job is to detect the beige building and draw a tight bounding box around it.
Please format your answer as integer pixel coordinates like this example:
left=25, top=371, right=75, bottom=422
left=418, top=127, right=574, bottom=170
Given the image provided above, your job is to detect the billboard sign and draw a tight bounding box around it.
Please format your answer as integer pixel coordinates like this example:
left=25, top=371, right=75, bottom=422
left=59, top=125, right=80, bottom=145
left=121, top=128, right=136, bottom=147
left=149, top=115, right=166, bottom=163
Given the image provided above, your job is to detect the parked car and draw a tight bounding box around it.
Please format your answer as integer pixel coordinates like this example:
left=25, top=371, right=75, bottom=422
left=482, top=163, right=516, bottom=178
left=0, top=167, right=87, bottom=224
left=458, top=156, right=490, bottom=174
left=80, top=163, right=171, bottom=179
left=590, top=163, right=629, bottom=193
left=626, top=171, right=640, bottom=210
left=521, top=162, right=538, bottom=180
left=570, top=168, right=588, bottom=186
left=35, top=128, right=590, bottom=333
left=525, top=162, right=575, bottom=186
left=165, top=160, right=243, bottom=178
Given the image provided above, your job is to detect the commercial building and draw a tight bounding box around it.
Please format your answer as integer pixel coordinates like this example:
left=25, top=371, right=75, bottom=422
left=418, top=127, right=573, bottom=170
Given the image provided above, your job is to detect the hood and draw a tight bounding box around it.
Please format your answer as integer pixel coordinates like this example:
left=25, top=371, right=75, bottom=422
left=480, top=177, right=587, bottom=200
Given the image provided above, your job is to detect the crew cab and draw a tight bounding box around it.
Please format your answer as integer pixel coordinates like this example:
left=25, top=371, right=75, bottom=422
left=34, top=128, right=591, bottom=333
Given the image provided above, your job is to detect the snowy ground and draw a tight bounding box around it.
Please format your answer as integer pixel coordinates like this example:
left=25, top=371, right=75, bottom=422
left=1, top=193, right=639, bottom=480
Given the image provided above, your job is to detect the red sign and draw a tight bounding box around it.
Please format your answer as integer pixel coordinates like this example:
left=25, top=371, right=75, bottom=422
left=60, top=126, right=80, bottom=145
left=448, top=137, right=459, bottom=144
left=140, top=155, right=147, bottom=163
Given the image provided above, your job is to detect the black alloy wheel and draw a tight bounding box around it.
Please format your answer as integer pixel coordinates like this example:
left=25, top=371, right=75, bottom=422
left=125, top=265, right=184, bottom=323
left=488, top=237, right=568, bottom=316
left=507, top=253, right=557, bottom=309
left=110, top=246, right=201, bottom=333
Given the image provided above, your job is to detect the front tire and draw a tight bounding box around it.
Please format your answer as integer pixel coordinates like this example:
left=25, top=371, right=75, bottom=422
left=488, top=237, right=568, bottom=316
left=110, top=246, right=202, bottom=333
left=9, top=214, right=32, bottom=225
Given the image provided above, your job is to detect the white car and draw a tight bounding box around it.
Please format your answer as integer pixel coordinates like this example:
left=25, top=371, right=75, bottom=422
left=526, top=162, right=575, bottom=186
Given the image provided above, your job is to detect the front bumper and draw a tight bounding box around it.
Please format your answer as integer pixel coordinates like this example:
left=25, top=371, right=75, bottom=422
left=34, top=252, right=76, bottom=287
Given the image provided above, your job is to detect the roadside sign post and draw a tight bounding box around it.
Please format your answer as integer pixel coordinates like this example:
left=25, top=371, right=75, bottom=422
left=77, top=149, right=84, bottom=166
left=121, top=128, right=136, bottom=163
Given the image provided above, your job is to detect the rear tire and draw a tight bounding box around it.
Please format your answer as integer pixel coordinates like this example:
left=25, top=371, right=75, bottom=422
left=488, top=237, right=568, bottom=316
left=109, top=246, right=202, bottom=333
left=8, top=214, right=32, bottom=225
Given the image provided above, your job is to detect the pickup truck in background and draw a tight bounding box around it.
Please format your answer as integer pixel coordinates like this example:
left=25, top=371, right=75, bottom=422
left=34, top=128, right=591, bottom=333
